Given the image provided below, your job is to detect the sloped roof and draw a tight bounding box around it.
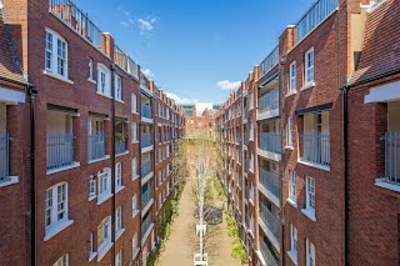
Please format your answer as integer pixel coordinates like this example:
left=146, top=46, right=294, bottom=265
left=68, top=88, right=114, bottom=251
left=0, top=8, right=26, bottom=84
left=350, top=0, right=400, bottom=85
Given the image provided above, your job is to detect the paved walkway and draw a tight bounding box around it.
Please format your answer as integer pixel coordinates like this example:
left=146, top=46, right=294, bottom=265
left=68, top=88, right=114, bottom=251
left=158, top=181, right=242, bottom=266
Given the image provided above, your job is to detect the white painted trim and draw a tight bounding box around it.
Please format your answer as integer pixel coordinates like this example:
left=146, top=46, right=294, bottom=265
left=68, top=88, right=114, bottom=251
left=141, top=199, right=154, bottom=217
left=301, top=208, right=316, bottom=222
left=0, top=87, right=26, bottom=104
left=44, top=219, right=74, bottom=241
left=97, top=241, right=114, bottom=262
left=43, top=70, right=74, bottom=85
left=258, top=217, right=281, bottom=252
left=365, top=81, right=400, bottom=103
left=0, top=176, right=19, bottom=187
left=46, top=162, right=80, bottom=175
left=287, top=250, right=298, bottom=266
left=141, top=223, right=154, bottom=247
left=375, top=178, right=400, bottom=193
left=141, top=172, right=154, bottom=185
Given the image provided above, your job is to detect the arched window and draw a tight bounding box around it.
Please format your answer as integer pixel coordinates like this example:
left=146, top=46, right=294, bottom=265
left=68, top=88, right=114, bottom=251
left=97, top=63, right=111, bottom=96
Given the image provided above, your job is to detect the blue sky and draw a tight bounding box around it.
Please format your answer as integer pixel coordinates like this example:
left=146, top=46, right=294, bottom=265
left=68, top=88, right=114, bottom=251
left=77, top=0, right=316, bottom=105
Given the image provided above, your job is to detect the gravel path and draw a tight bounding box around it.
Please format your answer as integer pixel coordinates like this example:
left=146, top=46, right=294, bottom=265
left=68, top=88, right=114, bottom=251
left=158, top=181, right=242, bottom=266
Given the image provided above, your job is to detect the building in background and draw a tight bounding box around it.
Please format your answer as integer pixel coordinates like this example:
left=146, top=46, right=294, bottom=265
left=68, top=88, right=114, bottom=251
left=0, top=0, right=184, bottom=265
left=182, top=103, right=219, bottom=137
left=215, top=1, right=399, bottom=266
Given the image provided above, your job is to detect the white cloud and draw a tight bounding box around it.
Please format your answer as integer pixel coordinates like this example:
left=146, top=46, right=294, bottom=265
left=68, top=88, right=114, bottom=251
left=137, top=17, right=157, bottom=35
left=165, top=92, right=195, bottom=105
left=142, top=68, right=155, bottom=79
left=216, top=80, right=241, bottom=91
left=165, top=92, right=213, bottom=116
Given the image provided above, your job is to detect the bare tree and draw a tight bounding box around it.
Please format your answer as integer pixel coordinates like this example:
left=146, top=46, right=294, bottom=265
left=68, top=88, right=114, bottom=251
left=172, top=130, right=224, bottom=265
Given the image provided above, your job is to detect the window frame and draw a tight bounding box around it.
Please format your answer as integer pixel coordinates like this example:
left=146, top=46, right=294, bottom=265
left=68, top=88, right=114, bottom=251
left=53, top=254, right=69, bottom=266
left=289, top=170, right=297, bottom=203
left=289, top=61, right=297, bottom=93
left=306, top=176, right=316, bottom=211
left=45, top=29, right=69, bottom=79
left=97, top=216, right=112, bottom=250
left=304, top=47, right=315, bottom=85
left=115, top=74, right=122, bottom=101
left=97, top=63, right=111, bottom=96
left=45, top=182, right=68, bottom=231
left=306, top=239, right=316, bottom=266
left=115, top=162, right=123, bottom=190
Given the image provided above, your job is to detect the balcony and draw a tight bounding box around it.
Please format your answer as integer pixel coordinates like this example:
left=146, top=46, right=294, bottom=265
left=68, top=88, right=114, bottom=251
left=259, top=240, right=279, bottom=266
left=296, top=0, right=338, bottom=43
left=301, top=132, right=330, bottom=170
left=141, top=133, right=152, bottom=149
left=259, top=204, right=281, bottom=250
left=88, top=133, right=106, bottom=161
left=259, top=132, right=282, bottom=161
left=49, top=0, right=103, bottom=49
left=381, top=132, right=400, bottom=187
left=141, top=214, right=153, bottom=240
left=114, top=45, right=139, bottom=80
left=141, top=104, right=153, bottom=124
left=141, top=189, right=152, bottom=211
left=0, top=133, right=10, bottom=181
left=259, top=46, right=279, bottom=79
left=115, top=136, right=127, bottom=155
left=142, top=157, right=152, bottom=178
left=47, top=133, right=76, bottom=172
left=259, top=168, right=280, bottom=206
left=257, top=88, right=279, bottom=120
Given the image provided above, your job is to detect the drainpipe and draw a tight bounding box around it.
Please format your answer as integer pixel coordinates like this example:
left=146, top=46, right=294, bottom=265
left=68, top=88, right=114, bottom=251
left=343, top=84, right=349, bottom=266
left=342, top=68, right=400, bottom=266
left=111, top=64, right=116, bottom=266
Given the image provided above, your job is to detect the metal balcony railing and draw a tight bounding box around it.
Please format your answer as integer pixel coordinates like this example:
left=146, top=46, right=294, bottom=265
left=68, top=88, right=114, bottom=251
left=141, top=133, right=152, bottom=148
left=301, top=132, right=330, bottom=167
left=141, top=214, right=152, bottom=239
left=115, top=137, right=127, bottom=154
left=260, top=168, right=281, bottom=200
left=0, top=133, right=10, bottom=180
left=384, top=132, right=400, bottom=185
left=259, top=46, right=279, bottom=78
left=141, top=104, right=152, bottom=119
left=141, top=189, right=152, bottom=208
left=260, top=240, right=279, bottom=266
left=296, top=0, right=338, bottom=43
left=114, top=45, right=139, bottom=80
left=142, top=158, right=152, bottom=177
left=260, top=204, right=281, bottom=244
left=88, top=133, right=105, bottom=161
left=259, top=88, right=279, bottom=116
left=47, top=133, right=75, bottom=170
left=260, top=132, right=282, bottom=154
left=49, top=0, right=103, bottom=49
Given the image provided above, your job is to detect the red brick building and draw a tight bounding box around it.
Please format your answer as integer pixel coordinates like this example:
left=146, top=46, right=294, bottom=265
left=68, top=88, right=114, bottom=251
left=0, top=0, right=184, bottom=265
left=0, top=5, right=31, bottom=266
left=215, top=1, right=399, bottom=266
left=347, top=1, right=400, bottom=265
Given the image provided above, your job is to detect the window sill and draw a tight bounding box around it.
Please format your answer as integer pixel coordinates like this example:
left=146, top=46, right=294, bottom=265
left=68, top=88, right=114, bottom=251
left=300, top=82, right=315, bottom=91
left=96, top=91, right=113, bottom=100
left=115, top=99, right=124, bottom=104
left=88, top=155, right=110, bottom=164
left=115, top=228, right=125, bottom=241
left=131, top=140, right=139, bottom=145
left=116, top=150, right=129, bottom=157
left=132, top=174, right=140, bottom=181
left=301, top=208, right=316, bottom=222
left=43, top=70, right=74, bottom=85
left=285, top=145, right=294, bottom=150
left=132, top=210, right=140, bottom=218
left=44, top=219, right=74, bottom=241
left=286, top=91, right=297, bottom=97
left=298, top=159, right=330, bottom=172
left=287, top=250, right=298, bottom=266
left=375, top=178, right=400, bottom=193
left=46, top=162, right=81, bottom=175
left=132, top=111, right=139, bottom=115
left=115, top=185, right=125, bottom=194
left=0, top=176, right=19, bottom=187
left=286, top=198, right=297, bottom=208
left=88, top=78, right=97, bottom=85
left=88, top=195, right=97, bottom=202
left=97, top=241, right=114, bottom=262
left=89, top=251, right=97, bottom=262
left=97, top=192, right=113, bottom=205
